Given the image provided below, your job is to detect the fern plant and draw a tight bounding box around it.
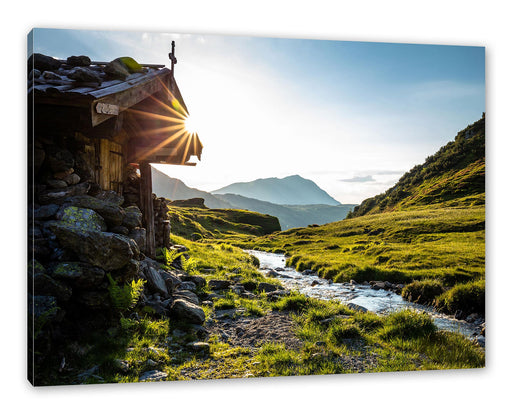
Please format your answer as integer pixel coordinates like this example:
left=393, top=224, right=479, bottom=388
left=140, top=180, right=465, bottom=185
left=156, top=247, right=184, bottom=269
left=107, top=273, right=145, bottom=312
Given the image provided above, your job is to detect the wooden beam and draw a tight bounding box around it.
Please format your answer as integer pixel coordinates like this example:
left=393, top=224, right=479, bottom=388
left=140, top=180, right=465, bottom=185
left=140, top=162, right=155, bottom=258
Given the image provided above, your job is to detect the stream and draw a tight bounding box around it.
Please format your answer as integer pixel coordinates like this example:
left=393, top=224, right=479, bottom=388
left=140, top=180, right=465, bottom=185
left=247, top=250, right=483, bottom=339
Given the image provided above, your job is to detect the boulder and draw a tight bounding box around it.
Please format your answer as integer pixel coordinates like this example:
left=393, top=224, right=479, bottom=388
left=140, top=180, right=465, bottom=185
left=51, top=262, right=105, bottom=289
left=179, top=281, right=197, bottom=291
left=28, top=53, right=61, bottom=72
left=257, top=282, right=280, bottom=293
left=31, top=272, right=72, bottom=301
left=94, top=190, right=124, bottom=206
left=63, top=173, right=81, bottom=186
left=46, top=179, right=67, bottom=189
left=65, top=195, right=125, bottom=226
left=122, top=206, right=142, bottom=229
left=59, top=206, right=107, bottom=232
left=128, top=227, right=146, bottom=253
left=66, top=55, right=92, bottom=67
left=47, top=149, right=75, bottom=173
left=33, top=204, right=59, bottom=220
left=208, top=279, right=231, bottom=290
left=104, top=59, right=130, bottom=80
left=347, top=303, right=368, bottom=313
left=48, top=223, right=137, bottom=270
left=143, top=265, right=168, bottom=297
left=169, top=299, right=205, bottom=325
left=159, top=269, right=181, bottom=292
left=76, top=290, right=110, bottom=310
left=174, top=290, right=200, bottom=305
left=139, top=370, right=168, bottom=382
left=38, top=182, right=90, bottom=205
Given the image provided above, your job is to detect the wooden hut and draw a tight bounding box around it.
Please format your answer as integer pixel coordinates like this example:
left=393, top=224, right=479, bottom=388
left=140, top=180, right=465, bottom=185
left=28, top=48, right=202, bottom=257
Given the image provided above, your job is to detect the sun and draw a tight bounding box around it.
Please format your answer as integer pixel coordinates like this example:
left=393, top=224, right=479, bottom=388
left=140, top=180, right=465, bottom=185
left=184, top=114, right=199, bottom=134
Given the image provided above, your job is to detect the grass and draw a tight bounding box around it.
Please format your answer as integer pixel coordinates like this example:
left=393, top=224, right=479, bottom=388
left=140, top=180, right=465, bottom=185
left=239, top=204, right=484, bottom=316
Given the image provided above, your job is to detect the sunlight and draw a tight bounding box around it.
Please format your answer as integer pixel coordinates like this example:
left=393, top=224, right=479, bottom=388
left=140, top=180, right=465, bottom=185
left=185, top=114, right=200, bottom=134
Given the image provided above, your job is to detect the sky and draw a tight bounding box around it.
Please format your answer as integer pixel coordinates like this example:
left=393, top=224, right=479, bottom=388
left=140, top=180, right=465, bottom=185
left=32, top=28, right=485, bottom=204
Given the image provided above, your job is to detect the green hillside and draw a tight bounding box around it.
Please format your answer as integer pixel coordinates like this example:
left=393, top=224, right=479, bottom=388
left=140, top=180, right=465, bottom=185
left=242, top=116, right=486, bottom=317
left=167, top=203, right=281, bottom=241
left=348, top=115, right=485, bottom=217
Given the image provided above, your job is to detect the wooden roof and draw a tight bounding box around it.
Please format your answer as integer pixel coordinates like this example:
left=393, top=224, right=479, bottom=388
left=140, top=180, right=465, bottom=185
left=29, top=56, right=202, bottom=165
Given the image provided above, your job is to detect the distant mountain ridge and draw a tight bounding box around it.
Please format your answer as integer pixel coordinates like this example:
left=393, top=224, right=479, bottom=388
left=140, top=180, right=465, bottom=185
left=151, top=169, right=353, bottom=229
left=212, top=175, right=341, bottom=206
left=348, top=115, right=485, bottom=218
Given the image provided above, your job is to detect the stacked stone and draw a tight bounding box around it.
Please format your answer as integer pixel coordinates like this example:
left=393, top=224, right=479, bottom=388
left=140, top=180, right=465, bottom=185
left=153, top=196, right=171, bottom=249
left=122, top=164, right=141, bottom=207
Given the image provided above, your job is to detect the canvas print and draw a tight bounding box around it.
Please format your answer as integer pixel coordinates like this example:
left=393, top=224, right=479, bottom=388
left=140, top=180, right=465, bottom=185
left=28, top=28, right=485, bottom=386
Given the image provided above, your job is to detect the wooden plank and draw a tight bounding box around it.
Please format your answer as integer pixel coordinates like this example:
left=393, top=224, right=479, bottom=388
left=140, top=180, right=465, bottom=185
left=140, top=162, right=155, bottom=258
left=90, top=71, right=170, bottom=127
left=90, top=69, right=167, bottom=99
left=96, top=102, right=119, bottom=115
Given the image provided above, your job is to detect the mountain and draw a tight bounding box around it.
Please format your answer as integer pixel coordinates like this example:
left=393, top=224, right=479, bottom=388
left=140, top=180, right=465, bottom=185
left=151, top=169, right=353, bottom=229
left=215, top=193, right=355, bottom=230
left=151, top=167, right=232, bottom=209
left=212, top=175, right=340, bottom=206
left=348, top=115, right=485, bottom=218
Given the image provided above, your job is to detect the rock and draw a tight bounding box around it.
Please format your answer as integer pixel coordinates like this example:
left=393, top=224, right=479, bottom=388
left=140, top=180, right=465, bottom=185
left=31, top=272, right=72, bottom=301
left=109, top=225, right=129, bottom=235
left=143, top=265, right=168, bottom=297
left=172, top=244, right=189, bottom=252
left=371, top=282, right=386, bottom=290
left=114, top=359, right=129, bottom=373
left=66, top=55, right=91, bottom=67
left=42, top=71, right=61, bottom=80
left=181, top=275, right=206, bottom=288
left=475, top=335, right=485, bottom=347
left=28, top=68, right=41, bottom=80
left=51, top=262, right=105, bottom=289
left=122, top=206, right=142, bottom=229
left=28, top=53, right=61, bottom=72
left=311, top=280, right=319, bottom=287
left=33, top=204, right=59, bottom=219
left=65, top=195, right=126, bottom=227
left=241, top=281, right=257, bottom=291
left=63, top=173, right=81, bottom=186
left=59, top=206, right=107, bottom=232
left=159, top=270, right=181, bottom=292
left=104, top=59, right=130, bottom=80
left=257, top=282, right=280, bottom=293
left=170, top=299, right=205, bottom=325
left=174, top=290, right=200, bottom=305
left=302, top=269, right=314, bottom=275
left=129, top=227, right=146, bottom=253
left=47, top=149, right=74, bottom=173
left=77, top=290, right=110, bottom=310
left=38, top=182, right=90, bottom=205
left=48, top=223, right=137, bottom=270
left=46, top=178, right=67, bottom=189
left=53, top=168, right=74, bottom=180
left=466, top=313, right=480, bottom=323
left=29, top=295, right=59, bottom=320
left=186, top=341, right=210, bottom=353
left=231, top=284, right=245, bottom=295
left=139, top=370, right=168, bottom=382
left=179, top=281, right=197, bottom=291
left=347, top=303, right=368, bottom=313
left=208, top=279, right=231, bottom=290
left=94, top=189, right=124, bottom=206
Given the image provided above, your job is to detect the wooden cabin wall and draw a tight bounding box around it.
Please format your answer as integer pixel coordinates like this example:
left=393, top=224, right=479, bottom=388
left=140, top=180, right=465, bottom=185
left=98, top=138, right=124, bottom=193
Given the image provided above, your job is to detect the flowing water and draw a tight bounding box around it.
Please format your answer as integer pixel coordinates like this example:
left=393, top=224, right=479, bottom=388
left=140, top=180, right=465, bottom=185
left=247, top=250, right=482, bottom=338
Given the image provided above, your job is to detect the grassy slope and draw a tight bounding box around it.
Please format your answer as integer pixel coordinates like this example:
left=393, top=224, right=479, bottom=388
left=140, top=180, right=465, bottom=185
left=167, top=205, right=281, bottom=240
left=240, top=117, right=486, bottom=315
left=43, top=237, right=483, bottom=385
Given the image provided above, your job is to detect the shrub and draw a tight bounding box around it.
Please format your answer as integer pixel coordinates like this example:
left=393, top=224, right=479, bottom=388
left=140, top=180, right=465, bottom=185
left=378, top=309, right=436, bottom=340
left=435, top=279, right=485, bottom=315
left=402, top=280, right=444, bottom=305
left=107, top=274, right=145, bottom=312
left=327, top=321, right=362, bottom=345
left=270, top=293, right=309, bottom=312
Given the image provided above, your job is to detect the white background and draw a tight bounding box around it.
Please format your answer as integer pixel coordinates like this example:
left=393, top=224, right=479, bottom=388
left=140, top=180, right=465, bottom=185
left=4, top=1, right=510, bottom=412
